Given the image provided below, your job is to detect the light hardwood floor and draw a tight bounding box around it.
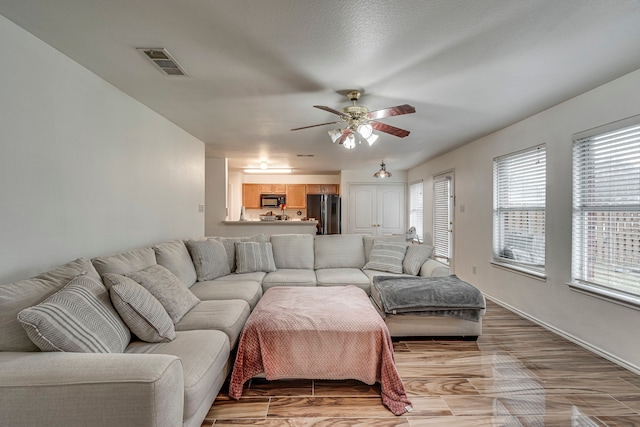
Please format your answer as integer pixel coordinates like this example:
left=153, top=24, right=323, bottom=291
left=202, top=299, right=640, bottom=426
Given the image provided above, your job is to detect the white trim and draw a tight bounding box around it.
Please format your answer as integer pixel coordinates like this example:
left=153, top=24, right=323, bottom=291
left=486, top=295, right=640, bottom=376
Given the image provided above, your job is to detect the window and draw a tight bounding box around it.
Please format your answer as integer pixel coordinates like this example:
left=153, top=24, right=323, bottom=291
left=433, top=174, right=452, bottom=265
left=572, top=116, right=640, bottom=305
left=493, top=145, right=546, bottom=275
left=409, top=181, right=424, bottom=242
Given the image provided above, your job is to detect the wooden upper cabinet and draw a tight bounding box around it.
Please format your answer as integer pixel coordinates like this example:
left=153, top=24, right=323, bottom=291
left=260, top=184, right=286, bottom=193
left=306, top=184, right=339, bottom=195
left=242, top=184, right=262, bottom=209
left=285, top=184, right=306, bottom=209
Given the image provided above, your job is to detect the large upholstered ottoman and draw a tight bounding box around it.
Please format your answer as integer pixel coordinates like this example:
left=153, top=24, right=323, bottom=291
left=371, top=275, right=486, bottom=339
left=228, top=286, right=412, bottom=415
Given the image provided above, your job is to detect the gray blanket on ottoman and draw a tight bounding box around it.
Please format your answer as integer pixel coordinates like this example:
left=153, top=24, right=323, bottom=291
left=371, top=275, right=485, bottom=322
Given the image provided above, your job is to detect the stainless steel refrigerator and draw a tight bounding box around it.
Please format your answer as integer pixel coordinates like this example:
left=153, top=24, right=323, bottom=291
left=306, top=194, right=341, bottom=235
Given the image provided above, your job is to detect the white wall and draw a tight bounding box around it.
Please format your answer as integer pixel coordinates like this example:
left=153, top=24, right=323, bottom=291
left=409, top=68, right=640, bottom=372
left=0, top=16, right=205, bottom=283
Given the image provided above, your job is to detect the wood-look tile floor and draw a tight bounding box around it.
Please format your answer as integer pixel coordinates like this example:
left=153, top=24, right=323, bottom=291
left=202, top=299, right=640, bottom=426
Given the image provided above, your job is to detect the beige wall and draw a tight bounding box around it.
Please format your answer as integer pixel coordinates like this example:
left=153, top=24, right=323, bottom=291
left=0, top=16, right=205, bottom=283
left=409, top=68, right=640, bottom=373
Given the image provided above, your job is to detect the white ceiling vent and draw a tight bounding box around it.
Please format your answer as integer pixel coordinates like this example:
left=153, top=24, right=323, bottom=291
left=136, top=48, right=188, bottom=76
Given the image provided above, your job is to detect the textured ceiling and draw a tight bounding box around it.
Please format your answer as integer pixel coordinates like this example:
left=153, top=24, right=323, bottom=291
left=2, top=0, right=640, bottom=174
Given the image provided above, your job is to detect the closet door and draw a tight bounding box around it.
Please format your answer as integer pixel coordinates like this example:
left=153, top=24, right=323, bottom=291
left=348, top=184, right=405, bottom=235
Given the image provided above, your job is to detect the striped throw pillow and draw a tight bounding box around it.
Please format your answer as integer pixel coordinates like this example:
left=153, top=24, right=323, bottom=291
left=363, top=240, right=408, bottom=274
left=106, top=274, right=176, bottom=343
left=17, top=275, right=130, bottom=353
left=402, top=245, right=434, bottom=275
left=235, top=242, right=276, bottom=274
left=185, top=239, right=231, bottom=281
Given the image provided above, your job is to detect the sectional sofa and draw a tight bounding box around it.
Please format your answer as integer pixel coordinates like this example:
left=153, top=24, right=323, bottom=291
left=0, top=233, right=482, bottom=427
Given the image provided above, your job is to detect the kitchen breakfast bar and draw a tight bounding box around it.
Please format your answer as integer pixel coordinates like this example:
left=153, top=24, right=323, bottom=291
left=220, top=220, right=318, bottom=237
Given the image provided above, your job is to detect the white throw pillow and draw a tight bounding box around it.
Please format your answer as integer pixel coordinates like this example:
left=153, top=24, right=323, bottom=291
left=363, top=240, right=408, bottom=274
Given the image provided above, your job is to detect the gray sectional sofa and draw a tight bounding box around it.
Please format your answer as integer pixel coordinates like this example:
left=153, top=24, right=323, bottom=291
left=0, top=233, right=482, bottom=427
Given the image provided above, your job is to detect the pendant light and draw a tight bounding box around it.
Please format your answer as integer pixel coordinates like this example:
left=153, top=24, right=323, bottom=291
left=373, top=161, right=392, bottom=178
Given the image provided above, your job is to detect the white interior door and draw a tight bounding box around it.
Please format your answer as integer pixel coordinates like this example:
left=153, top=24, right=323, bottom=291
left=348, top=184, right=405, bottom=235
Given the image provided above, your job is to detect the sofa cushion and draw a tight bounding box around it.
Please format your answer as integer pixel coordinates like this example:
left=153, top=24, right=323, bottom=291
left=363, top=235, right=407, bottom=263
left=420, top=259, right=451, bottom=277
left=314, top=235, right=365, bottom=269
left=209, top=234, right=269, bottom=272
left=214, top=271, right=267, bottom=283
left=0, top=258, right=101, bottom=352
left=315, top=268, right=371, bottom=293
left=126, top=265, right=201, bottom=324
left=189, top=280, right=262, bottom=310
left=125, top=329, right=230, bottom=425
left=262, top=269, right=317, bottom=291
left=174, top=300, right=250, bottom=349
left=17, top=275, right=130, bottom=353
left=270, top=234, right=315, bottom=270
left=92, top=247, right=157, bottom=276
left=235, top=242, right=276, bottom=274
left=403, top=244, right=434, bottom=275
left=153, top=240, right=198, bottom=287
left=363, top=240, right=408, bottom=274
left=184, top=239, right=231, bottom=281
left=106, top=274, right=176, bottom=343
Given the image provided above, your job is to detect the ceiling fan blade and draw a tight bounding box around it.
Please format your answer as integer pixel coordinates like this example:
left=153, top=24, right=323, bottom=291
left=371, top=121, right=411, bottom=138
left=290, top=121, right=341, bottom=131
left=367, top=104, right=416, bottom=120
left=314, top=105, right=349, bottom=117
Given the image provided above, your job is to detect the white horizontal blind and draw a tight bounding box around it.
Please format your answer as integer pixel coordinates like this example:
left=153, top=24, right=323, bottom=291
left=433, top=176, right=451, bottom=264
left=409, top=181, right=424, bottom=242
left=573, top=119, right=640, bottom=297
left=493, top=145, right=546, bottom=273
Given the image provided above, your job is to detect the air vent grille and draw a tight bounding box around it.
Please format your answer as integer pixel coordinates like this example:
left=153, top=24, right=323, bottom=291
left=136, top=48, right=188, bottom=76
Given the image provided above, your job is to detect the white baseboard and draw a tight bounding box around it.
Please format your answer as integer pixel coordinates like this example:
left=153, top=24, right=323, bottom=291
left=486, top=295, right=640, bottom=376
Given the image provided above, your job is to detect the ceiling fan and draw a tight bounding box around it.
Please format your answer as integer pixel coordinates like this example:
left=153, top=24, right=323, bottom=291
left=291, top=90, right=416, bottom=149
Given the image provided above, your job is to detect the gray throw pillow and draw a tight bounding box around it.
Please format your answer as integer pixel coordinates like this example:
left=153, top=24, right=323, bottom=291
left=235, top=242, right=276, bottom=274
left=126, top=265, right=200, bottom=324
left=403, top=245, right=434, bottom=275
left=363, top=240, right=408, bottom=274
left=105, top=274, right=176, bottom=343
left=185, top=239, right=231, bottom=281
left=17, top=275, right=130, bottom=353
left=209, top=234, right=269, bottom=272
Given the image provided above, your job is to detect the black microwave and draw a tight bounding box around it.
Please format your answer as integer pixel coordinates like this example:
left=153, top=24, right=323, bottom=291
left=260, top=194, right=286, bottom=208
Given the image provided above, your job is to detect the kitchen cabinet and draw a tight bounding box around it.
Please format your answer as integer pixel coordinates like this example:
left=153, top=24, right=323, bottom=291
left=260, top=184, right=286, bottom=193
left=242, top=184, right=262, bottom=209
left=306, top=184, right=339, bottom=194
left=347, top=184, right=405, bottom=235
left=285, top=184, right=306, bottom=208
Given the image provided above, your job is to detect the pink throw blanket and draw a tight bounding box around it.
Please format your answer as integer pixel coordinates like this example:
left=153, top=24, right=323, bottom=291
left=228, top=286, right=412, bottom=415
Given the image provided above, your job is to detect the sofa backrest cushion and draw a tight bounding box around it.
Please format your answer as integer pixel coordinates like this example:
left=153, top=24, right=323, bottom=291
left=363, top=235, right=407, bottom=263
left=0, top=258, right=101, bottom=352
left=17, top=275, right=130, bottom=353
left=270, top=234, right=314, bottom=270
left=184, top=239, right=231, bottom=281
left=92, top=247, right=157, bottom=276
left=314, top=235, right=365, bottom=269
left=153, top=240, right=198, bottom=287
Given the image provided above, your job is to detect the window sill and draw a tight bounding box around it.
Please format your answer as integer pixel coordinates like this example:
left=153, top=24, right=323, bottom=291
left=490, top=261, right=547, bottom=281
left=568, top=281, right=640, bottom=310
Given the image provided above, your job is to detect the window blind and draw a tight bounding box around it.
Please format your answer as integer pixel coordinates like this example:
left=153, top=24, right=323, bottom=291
left=572, top=119, right=640, bottom=298
left=493, top=145, right=546, bottom=273
left=409, top=181, right=424, bottom=242
left=433, top=176, right=451, bottom=264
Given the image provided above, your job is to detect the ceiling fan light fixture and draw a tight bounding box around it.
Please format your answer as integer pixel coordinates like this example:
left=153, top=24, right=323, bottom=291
left=328, top=128, right=343, bottom=143
left=366, top=133, right=379, bottom=146
left=343, top=134, right=356, bottom=149
left=373, top=161, right=392, bottom=178
left=357, top=123, right=373, bottom=138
